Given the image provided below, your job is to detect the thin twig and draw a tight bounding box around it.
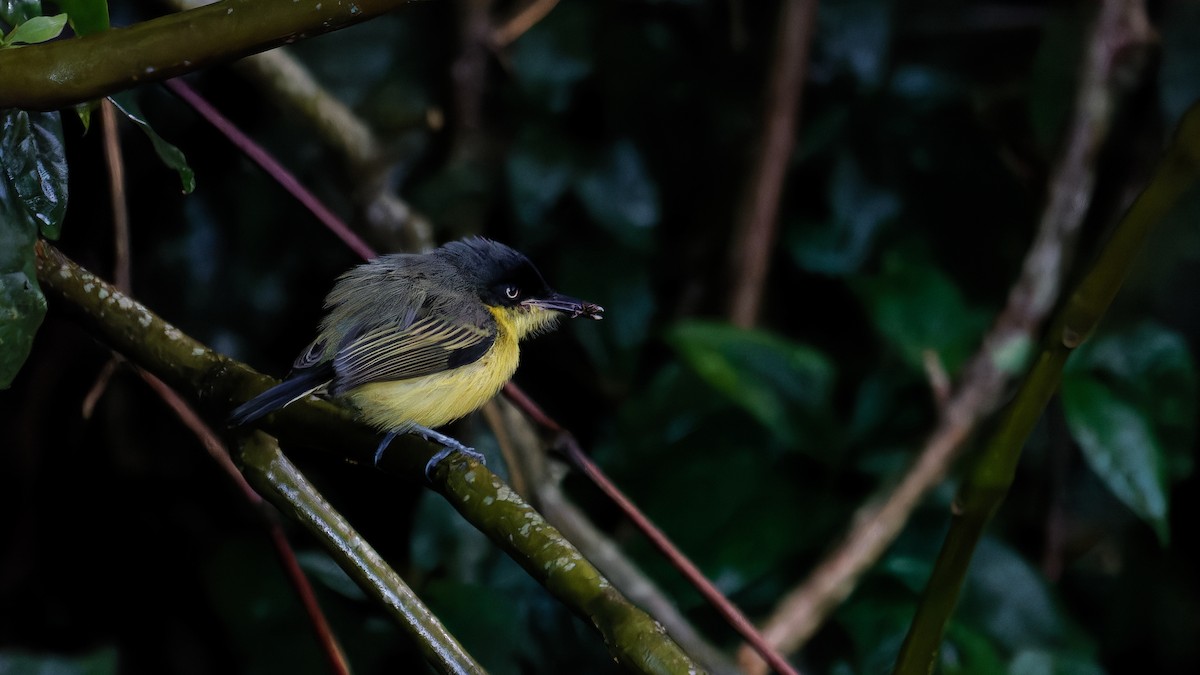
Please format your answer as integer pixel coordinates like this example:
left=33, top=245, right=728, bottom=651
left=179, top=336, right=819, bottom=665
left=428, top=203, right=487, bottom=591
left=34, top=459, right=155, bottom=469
left=502, top=384, right=798, bottom=675
left=100, top=100, right=132, bottom=293
left=170, top=0, right=436, bottom=252
left=81, top=101, right=135, bottom=422
left=491, top=0, right=560, bottom=47
left=487, top=396, right=742, bottom=674
left=163, top=78, right=379, bottom=261
left=738, top=0, right=1158, bottom=670
left=136, top=370, right=351, bottom=675
left=726, top=0, right=817, bottom=328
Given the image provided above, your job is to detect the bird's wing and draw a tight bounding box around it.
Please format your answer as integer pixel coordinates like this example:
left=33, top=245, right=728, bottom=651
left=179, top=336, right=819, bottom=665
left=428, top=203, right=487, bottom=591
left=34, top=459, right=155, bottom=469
left=328, top=312, right=496, bottom=395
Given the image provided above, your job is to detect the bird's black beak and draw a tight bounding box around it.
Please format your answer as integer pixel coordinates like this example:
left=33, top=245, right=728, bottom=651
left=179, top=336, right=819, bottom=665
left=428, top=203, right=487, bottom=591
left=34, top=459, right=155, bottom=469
left=522, top=292, right=604, bottom=319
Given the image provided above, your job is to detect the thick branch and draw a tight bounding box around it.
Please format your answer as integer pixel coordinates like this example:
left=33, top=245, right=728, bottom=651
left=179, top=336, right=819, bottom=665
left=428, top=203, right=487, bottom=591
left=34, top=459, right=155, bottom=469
left=239, top=432, right=484, bottom=675
left=896, top=93, right=1200, bottom=675
left=33, top=241, right=702, bottom=674
left=0, top=0, right=411, bottom=111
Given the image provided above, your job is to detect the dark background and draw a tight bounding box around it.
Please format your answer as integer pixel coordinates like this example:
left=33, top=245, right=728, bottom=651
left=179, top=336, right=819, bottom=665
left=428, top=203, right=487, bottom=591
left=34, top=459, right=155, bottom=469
left=4, top=0, right=1200, bottom=673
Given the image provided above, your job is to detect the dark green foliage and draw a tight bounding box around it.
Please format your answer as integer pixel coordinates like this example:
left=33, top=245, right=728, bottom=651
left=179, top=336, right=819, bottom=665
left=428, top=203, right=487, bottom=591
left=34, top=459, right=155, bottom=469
left=0, top=108, right=65, bottom=387
left=3, top=0, right=1200, bottom=673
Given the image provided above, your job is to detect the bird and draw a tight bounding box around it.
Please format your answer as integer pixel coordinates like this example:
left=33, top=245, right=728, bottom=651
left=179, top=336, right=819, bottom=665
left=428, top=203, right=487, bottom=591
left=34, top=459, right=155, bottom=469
left=228, top=237, right=603, bottom=475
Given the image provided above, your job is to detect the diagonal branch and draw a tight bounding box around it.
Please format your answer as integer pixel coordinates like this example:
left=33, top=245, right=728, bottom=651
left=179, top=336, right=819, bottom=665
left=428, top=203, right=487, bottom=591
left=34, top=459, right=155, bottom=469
left=33, top=241, right=702, bottom=675
left=237, top=431, right=485, bottom=675
left=169, top=0, right=436, bottom=252
left=738, top=0, right=1158, bottom=670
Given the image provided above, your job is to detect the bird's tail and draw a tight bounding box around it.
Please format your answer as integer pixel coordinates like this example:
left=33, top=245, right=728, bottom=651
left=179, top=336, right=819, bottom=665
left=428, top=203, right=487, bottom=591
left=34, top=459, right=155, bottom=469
left=228, top=366, right=332, bottom=427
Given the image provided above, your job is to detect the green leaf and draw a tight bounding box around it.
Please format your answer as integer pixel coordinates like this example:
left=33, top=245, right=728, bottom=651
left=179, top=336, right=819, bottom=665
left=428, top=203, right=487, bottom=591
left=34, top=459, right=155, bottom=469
left=423, top=581, right=539, bottom=675
left=1160, top=1, right=1200, bottom=128
left=957, top=538, right=1071, bottom=652
left=0, top=647, right=119, bottom=675
left=1, top=108, right=64, bottom=388
left=574, top=139, right=660, bottom=249
left=812, top=0, right=893, bottom=89
left=667, top=320, right=834, bottom=446
left=508, top=0, right=594, bottom=112
left=1068, top=322, right=1197, bottom=479
left=853, top=251, right=990, bottom=373
left=788, top=152, right=898, bottom=276
left=0, top=258, right=46, bottom=389
left=56, top=0, right=110, bottom=36
left=0, top=0, right=42, bottom=26
left=1061, top=375, right=1170, bottom=543
left=108, top=91, right=196, bottom=194
left=1007, top=649, right=1105, bottom=675
left=506, top=125, right=576, bottom=230
left=0, top=108, right=68, bottom=238
left=1062, top=322, right=1196, bottom=542
left=0, top=12, right=65, bottom=46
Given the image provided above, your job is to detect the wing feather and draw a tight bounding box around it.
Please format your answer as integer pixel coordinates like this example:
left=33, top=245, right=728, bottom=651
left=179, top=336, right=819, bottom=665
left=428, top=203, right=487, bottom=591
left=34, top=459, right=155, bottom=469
left=330, top=313, right=496, bottom=395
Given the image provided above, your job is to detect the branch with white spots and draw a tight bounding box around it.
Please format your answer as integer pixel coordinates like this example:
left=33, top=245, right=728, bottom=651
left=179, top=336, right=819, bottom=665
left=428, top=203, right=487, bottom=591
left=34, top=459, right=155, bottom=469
left=33, top=240, right=702, bottom=674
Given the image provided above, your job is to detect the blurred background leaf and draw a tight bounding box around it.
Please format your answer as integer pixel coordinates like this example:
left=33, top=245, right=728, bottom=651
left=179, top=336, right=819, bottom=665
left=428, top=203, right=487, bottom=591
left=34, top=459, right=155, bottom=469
left=3, top=0, right=1200, bottom=673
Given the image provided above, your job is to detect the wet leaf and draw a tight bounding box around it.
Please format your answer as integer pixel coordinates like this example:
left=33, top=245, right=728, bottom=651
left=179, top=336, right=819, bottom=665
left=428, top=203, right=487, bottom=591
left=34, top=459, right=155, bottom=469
left=1158, top=0, right=1200, bottom=128
left=789, top=152, right=898, bottom=275
left=1007, top=649, right=1105, bottom=675
left=0, top=0, right=42, bottom=26
left=854, top=251, right=989, bottom=373
left=811, top=0, right=893, bottom=88
left=0, top=108, right=68, bottom=238
left=57, top=0, right=110, bottom=36
left=0, top=108, right=63, bottom=388
left=958, top=538, right=1070, bottom=652
left=108, top=91, right=196, bottom=194
left=509, top=1, right=595, bottom=112
left=574, top=140, right=660, bottom=249
left=0, top=647, right=118, bottom=675
left=506, top=125, right=576, bottom=230
left=668, top=321, right=834, bottom=446
left=1062, top=376, right=1168, bottom=542
left=0, top=12, right=64, bottom=46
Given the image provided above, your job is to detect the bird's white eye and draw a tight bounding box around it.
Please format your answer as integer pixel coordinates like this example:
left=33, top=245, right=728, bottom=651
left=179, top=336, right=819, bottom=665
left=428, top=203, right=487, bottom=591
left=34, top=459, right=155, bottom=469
left=505, top=285, right=520, bottom=300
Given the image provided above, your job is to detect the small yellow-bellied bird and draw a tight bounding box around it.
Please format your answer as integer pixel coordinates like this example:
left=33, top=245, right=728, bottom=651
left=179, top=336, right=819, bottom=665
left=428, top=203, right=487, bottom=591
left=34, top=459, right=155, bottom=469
left=228, top=237, right=603, bottom=474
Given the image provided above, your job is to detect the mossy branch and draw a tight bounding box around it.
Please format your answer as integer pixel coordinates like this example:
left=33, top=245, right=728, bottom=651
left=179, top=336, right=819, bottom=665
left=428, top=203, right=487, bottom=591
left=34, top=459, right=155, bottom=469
left=33, top=241, right=703, bottom=674
left=0, top=0, right=412, bottom=111
left=238, top=432, right=484, bottom=675
left=893, top=101, right=1200, bottom=675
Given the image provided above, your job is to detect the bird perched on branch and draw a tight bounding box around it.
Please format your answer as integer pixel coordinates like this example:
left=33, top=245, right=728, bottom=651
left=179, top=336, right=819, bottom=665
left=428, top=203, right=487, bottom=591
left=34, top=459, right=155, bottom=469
left=229, top=237, right=603, bottom=475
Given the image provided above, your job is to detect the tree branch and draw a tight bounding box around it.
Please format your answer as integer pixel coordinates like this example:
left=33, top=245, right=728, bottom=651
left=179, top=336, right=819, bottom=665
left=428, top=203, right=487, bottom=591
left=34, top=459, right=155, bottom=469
left=897, top=86, right=1200, bottom=675
left=739, top=0, right=1160, bottom=670
left=169, top=0, right=436, bottom=252
left=0, top=0, right=412, bottom=111
left=33, top=241, right=703, bottom=674
left=726, top=0, right=817, bottom=328
left=238, top=431, right=484, bottom=674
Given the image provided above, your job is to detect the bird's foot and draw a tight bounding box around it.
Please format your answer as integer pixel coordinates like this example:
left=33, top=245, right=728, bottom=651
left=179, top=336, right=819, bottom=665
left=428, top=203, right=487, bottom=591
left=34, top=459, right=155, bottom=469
left=374, top=426, right=484, bottom=481
left=411, top=425, right=486, bottom=482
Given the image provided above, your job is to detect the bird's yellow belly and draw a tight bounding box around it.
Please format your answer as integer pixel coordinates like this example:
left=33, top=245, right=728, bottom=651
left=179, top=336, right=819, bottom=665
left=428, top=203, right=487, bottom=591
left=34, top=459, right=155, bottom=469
left=343, top=328, right=519, bottom=431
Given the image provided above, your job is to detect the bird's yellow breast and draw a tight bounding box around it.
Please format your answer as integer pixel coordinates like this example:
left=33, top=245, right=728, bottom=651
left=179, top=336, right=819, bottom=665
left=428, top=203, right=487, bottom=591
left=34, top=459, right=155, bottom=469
left=342, top=306, right=522, bottom=431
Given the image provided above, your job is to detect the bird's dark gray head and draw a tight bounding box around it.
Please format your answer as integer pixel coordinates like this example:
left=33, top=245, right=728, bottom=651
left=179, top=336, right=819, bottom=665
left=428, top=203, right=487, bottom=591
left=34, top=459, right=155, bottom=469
left=438, top=237, right=550, bottom=308
left=438, top=237, right=604, bottom=321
